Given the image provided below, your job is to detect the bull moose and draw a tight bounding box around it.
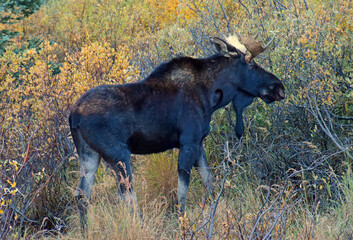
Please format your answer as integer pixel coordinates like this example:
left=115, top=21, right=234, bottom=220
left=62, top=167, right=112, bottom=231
left=69, top=34, right=285, bottom=228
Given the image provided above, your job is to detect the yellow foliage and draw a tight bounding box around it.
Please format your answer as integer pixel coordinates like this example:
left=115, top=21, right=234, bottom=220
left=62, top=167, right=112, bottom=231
left=147, top=0, right=196, bottom=27
left=0, top=40, right=138, bottom=126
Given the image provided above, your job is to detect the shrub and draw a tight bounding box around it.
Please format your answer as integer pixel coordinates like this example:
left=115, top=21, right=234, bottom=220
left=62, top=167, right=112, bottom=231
left=0, top=0, right=352, bottom=238
left=0, top=39, right=139, bottom=237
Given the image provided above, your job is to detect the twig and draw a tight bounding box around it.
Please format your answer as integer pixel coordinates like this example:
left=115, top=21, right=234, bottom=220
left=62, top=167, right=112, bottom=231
left=236, top=0, right=264, bottom=32
left=17, top=128, right=38, bottom=175
left=207, top=142, right=228, bottom=239
left=331, top=114, right=353, bottom=120
left=217, top=0, right=231, bottom=34
left=184, top=1, right=225, bottom=38
left=249, top=188, right=272, bottom=239
left=307, top=93, right=352, bottom=160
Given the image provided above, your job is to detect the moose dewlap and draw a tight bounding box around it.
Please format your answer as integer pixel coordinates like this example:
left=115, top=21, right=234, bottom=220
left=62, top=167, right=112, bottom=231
left=69, top=35, right=285, bottom=229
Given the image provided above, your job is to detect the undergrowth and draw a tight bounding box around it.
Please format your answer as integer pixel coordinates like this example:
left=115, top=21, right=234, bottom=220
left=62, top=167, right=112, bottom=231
left=0, top=0, right=352, bottom=239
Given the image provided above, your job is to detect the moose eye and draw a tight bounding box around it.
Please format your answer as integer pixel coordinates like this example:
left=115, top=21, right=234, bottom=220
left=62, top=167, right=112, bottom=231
left=249, top=64, right=257, bottom=70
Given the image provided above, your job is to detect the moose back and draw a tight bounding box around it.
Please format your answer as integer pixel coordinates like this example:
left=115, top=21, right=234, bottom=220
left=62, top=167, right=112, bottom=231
left=69, top=35, right=285, bottom=228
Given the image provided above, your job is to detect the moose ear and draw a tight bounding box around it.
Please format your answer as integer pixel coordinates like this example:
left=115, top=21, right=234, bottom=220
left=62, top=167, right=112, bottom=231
left=211, top=37, right=238, bottom=57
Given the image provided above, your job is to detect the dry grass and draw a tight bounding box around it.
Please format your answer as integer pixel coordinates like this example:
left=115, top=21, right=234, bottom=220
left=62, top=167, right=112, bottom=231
left=25, top=160, right=353, bottom=240
left=134, top=150, right=179, bottom=211
left=38, top=161, right=177, bottom=240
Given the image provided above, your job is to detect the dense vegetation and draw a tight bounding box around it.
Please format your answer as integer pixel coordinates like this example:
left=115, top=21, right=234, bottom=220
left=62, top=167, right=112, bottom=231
left=0, top=0, right=352, bottom=239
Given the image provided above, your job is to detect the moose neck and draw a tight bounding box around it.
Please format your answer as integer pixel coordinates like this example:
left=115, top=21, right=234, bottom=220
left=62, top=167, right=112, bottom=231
left=207, top=57, right=246, bottom=113
left=205, top=56, right=255, bottom=138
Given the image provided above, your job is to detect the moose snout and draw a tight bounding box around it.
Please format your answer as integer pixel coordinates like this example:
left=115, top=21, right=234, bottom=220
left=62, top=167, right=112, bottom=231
left=259, top=84, right=285, bottom=103
left=277, top=87, right=285, bottom=101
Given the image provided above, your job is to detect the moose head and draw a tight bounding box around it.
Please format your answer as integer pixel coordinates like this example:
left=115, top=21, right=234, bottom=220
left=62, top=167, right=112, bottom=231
left=211, top=34, right=285, bottom=138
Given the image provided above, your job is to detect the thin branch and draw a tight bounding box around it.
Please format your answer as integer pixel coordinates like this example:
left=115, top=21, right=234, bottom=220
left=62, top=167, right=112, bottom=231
left=308, top=93, right=352, bottom=160
left=217, top=0, right=231, bottom=34
left=207, top=152, right=227, bottom=239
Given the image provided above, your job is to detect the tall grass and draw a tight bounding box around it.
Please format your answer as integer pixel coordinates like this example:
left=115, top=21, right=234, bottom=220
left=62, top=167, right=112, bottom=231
left=134, top=150, right=179, bottom=211
left=41, top=168, right=175, bottom=240
left=27, top=163, right=353, bottom=239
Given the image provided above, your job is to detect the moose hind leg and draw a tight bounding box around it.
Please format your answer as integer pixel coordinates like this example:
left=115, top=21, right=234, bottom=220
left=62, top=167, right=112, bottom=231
left=178, top=144, right=200, bottom=214
left=107, top=153, right=133, bottom=199
left=93, top=139, right=141, bottom=213
left=73, top=131, right=100, bottom=229
left=109, top=158, right=141, bottom=215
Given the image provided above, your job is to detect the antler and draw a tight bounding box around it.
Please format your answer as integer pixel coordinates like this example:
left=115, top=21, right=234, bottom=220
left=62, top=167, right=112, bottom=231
left=236, top=33, right=274, bottom=62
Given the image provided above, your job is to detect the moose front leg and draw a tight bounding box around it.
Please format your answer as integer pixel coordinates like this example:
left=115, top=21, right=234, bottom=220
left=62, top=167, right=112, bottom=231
left=195, top=146, right=213, bottom=195
left=177, top=144, right=200, bottom=214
